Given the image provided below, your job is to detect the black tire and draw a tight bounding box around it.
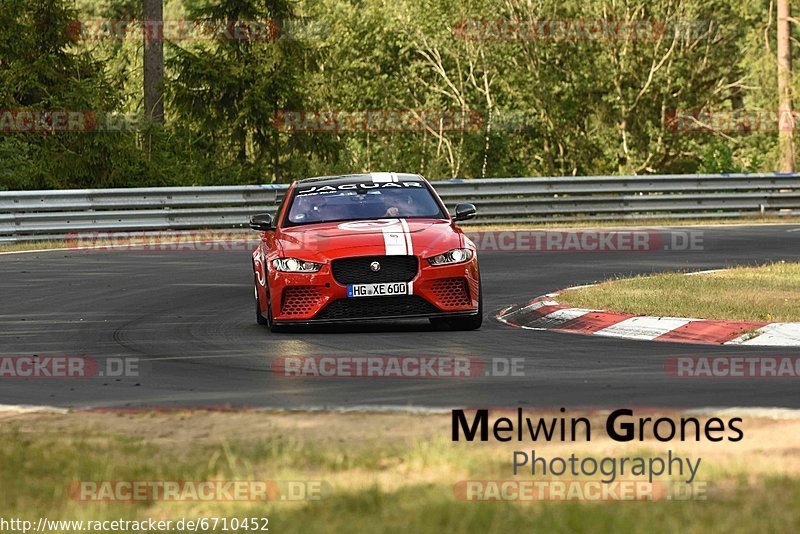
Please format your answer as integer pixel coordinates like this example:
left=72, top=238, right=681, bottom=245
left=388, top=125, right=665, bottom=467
left=254, top=271, right=269, bottom=325
left=267, top=296, right=288, bottom=333
left=429, top=273, right=483, bottom=331
left=256, top=279, right=288, bottom=332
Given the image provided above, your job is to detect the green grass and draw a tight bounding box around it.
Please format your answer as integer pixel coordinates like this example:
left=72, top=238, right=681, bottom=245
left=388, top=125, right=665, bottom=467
left=271, top=480, right=800, bottom=534
left=2, top=421, right=800, bottom=533
left=0, top=240, right=68, bottom=253
left=558, top=262, right=800, bottom=322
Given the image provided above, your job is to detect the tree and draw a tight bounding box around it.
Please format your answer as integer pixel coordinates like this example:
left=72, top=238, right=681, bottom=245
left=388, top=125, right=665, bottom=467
left=143, top=0, right=165, bottom=122
left=777, top=0, right=794, bottom=172
left=168, top=0, right=316, bottom=182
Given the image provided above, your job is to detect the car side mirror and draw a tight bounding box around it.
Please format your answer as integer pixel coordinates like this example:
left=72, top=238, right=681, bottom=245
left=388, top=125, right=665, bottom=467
left=249, top=213, right=274, bottom=231
left=453, top=203, right=477, bottom=222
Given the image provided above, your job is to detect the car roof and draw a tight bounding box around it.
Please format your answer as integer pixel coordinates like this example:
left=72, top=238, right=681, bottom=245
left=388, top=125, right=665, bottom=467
left=295, top=172, right=424, bottom=187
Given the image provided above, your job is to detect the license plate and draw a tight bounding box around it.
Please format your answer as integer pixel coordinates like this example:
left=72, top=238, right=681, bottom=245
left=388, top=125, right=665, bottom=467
left=347, top=282, right=409, bottom=298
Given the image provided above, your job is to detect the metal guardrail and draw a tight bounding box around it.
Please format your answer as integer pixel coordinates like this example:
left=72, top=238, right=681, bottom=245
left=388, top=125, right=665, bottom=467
left=1, top=174, right=799, bottom=242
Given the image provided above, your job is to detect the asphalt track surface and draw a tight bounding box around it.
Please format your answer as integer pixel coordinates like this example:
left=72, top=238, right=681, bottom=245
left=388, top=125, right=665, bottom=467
left=1, top=225, right=800, bottom=410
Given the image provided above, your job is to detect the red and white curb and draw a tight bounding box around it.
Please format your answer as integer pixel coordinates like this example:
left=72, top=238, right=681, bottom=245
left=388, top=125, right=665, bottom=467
left=497, top=291, right=800, bottom=346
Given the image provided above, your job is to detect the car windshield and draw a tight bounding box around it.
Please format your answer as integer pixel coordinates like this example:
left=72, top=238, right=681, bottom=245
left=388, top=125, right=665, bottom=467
left=285, top=181, right=448, bottom=225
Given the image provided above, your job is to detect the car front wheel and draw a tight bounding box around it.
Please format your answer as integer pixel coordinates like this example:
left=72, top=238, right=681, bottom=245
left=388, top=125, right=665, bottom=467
left=254, top=272, right=269, bottom=326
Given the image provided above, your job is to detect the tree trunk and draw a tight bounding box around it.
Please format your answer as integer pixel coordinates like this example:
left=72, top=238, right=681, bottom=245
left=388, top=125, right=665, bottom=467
left=777, top=0, right=794, bottom=172
left=143, top=0, right=164, bottom=123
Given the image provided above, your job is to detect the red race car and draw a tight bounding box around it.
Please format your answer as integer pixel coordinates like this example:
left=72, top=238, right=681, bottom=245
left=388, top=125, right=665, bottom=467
left=250, top=173, right=482, bottom=331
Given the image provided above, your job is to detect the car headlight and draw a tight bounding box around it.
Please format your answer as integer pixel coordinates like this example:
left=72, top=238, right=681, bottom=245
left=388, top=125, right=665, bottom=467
left=427, top=248, right=473, bottom=266
left=271, top=258, right=323, bottom=272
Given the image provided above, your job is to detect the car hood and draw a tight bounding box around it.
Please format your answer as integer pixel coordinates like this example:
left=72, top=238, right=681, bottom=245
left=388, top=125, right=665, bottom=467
left=276, top=219, right=462, bottom=261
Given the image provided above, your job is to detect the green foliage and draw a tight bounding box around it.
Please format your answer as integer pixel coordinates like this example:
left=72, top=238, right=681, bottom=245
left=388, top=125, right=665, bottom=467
left=0, top=0, right=794, bottom=189
left=698, top=142, right=761, bottom=174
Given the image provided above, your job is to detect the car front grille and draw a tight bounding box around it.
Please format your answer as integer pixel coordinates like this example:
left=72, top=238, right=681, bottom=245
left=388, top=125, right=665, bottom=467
left=315, top=295, right=439, bottom=321
left=331, top=255, right=418, bottom=284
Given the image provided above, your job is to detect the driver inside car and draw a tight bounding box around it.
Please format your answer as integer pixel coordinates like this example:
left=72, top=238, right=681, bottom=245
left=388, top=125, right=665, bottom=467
left=383, top=193, right=415, bottom=217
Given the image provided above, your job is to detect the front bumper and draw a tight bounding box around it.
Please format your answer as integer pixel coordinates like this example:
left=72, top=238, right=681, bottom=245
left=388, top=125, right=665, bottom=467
left=267, top=257, right=480, bottom=324
left=274, top=309, right=481, bottom=326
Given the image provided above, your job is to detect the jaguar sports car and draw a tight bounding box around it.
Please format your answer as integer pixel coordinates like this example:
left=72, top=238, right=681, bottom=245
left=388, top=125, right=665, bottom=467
left=249, top=172, right=482, bottom=331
